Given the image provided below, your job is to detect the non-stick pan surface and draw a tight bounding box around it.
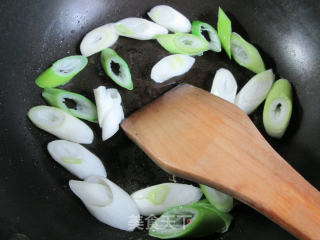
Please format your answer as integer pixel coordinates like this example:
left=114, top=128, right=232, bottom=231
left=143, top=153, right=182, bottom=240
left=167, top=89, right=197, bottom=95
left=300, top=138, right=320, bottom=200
left=1, top=0, right=319, bottom=239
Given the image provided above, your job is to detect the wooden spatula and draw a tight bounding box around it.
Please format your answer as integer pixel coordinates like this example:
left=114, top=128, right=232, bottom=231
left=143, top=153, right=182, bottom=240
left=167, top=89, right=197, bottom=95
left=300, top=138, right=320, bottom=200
left=121, top=84, right=320, bottom=240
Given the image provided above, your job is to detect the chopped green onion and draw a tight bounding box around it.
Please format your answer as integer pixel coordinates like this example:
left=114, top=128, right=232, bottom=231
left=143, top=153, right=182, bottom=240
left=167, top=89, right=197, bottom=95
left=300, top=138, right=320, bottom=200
left=80, top=23, right=119, bottom=57
left=156, top=33, right=210, bottom=56
left=27, top=105, right=94, bottom=144
left=192, top=20, right=221, bottom=52
left=42, top=88, right=98, bottom=123
left=148, top=5, right=191, bottom=33
left=69, top=180, right=112, bottom=207
left=35, top=55, right=88, bottom=88
left=189, top=201, right=233, bottom=233
left=211, top=68, right=237, bottom=103
left=114, top=17, right=168, bottom=40
left=70, top=176, right=140, bottom=231
left=149, top=201, right=233, bottom=239
left=235, top=69, right=275, bottom=114
left=100, top=48, right=133, bottom=90
left=199, top=184, right=233, bottom=213
left=151, top=54, right=195, bottom=83
left=93, top=86, right=124, bottom=140
left=131, top=183, right=202, bottom=216
left=263, top=79, right=293, bottom=138
left=231, top=32, right=265, bottom=73
left=94, top=87, right=122, bottom=127
left=217, top=7, right=232, bottom=59
left=48, top=140, right=107, bottom=179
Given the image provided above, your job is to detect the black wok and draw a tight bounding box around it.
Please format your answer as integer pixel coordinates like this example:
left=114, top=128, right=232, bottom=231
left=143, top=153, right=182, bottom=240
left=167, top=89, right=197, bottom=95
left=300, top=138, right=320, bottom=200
left=1, top=0, right=320, bottom=239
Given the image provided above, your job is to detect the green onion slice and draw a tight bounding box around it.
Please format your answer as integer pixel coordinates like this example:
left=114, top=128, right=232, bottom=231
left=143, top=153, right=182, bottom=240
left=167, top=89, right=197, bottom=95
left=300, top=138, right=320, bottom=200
left=156, top=33, right=210, bottom=56
left=80, top=23, right=119, bottom=57
left=151, top=54, right=195, bottom=83
left=235, top=69, right=275, bottom=114
left=131, top=183, right=202, bottom=216
left=35, top=55, right=88, bottom=88
left=189, top=201, right=233, bottom=233
left=148, top=5, right=191, bottom=33
left=149, top=201, right=233, bottom=239
left=263, top=79, right=293, bottom=138
left=217, top=7, right=232, bottom=59
left=114, top=17, right=168, bottom=40
left=100, top=48, right=133, bottom=90
left=48, top=140, right=107, bottom=179
left=231, top=32, right=265, bottom=73
left=42, top=88, right=98, bottom=123
left=200, top=184, right=233, bottom=213
left=27, top=105, right=94, bottom=144
left=211, top=68, right=237, bottom=103
left=192, top=20, right=221, bottom=52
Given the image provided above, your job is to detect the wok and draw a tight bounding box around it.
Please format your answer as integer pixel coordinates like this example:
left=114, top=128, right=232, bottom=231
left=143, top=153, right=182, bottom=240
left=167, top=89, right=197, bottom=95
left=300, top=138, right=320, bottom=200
left=1, top=0, right=320, bottom=239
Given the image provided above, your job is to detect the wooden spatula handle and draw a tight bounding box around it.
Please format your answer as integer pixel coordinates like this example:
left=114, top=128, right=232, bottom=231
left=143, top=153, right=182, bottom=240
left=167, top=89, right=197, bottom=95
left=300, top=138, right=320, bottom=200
left=121, top=84, right=320, bottom=239
left=215, top=152, right=320, bottom=240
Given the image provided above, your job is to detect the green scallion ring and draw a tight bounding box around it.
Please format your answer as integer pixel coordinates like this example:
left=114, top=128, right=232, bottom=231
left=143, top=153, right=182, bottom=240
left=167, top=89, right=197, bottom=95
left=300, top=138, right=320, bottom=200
left=35, top=55, right=88, bottom=88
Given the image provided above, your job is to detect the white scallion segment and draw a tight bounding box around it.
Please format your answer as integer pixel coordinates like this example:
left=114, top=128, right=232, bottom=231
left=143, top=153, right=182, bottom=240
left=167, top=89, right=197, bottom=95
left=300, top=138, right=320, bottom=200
left=69, top=180, right=112, bottom=207
left=131, top=183, right=203, bottom=216
left=147, top=5, right=191, bottom=33
left=94, top=87, right=121, bottom=126
left=80, top=24, right=119, bottom=57
left=47, top=140, right=106, bottom=179
left=27, top=106, right=94, bottom=144
left=93, top=86, right=124, bottom=140
left=231, top=32, right=265, bottom=74
left=211, top=68, right=237, bottom=103
left=235, top=69, right=275, bottom=114
left=114, top=17, right=168, bottom=40
left=263, top=79, right=293, bottom=138
left=69, top=176, right=140, bottom=231
left=151, top=54, right=195, bottom=83
left=200, top=184, right=233, bottom=213
left=101, top=104, right=124, bottom=141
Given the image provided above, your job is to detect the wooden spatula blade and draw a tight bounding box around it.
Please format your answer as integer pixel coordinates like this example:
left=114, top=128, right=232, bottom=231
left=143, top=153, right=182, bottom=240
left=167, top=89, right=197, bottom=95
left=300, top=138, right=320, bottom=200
left=121, top=84, right=320, bottom=240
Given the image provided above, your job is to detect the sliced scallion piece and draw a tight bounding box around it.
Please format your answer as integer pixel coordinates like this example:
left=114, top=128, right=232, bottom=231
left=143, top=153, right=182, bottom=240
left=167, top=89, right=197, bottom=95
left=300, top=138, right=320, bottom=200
left=235, top=69, right=275, bottom=114
left=192, top=20, right=221, bottom=52
left=42, top=88, right=98, bottom=123
left=217, top=7, right=232, bottom=59
left=148, top=5, right=191, bottom=33
left=93, top=86, right=124, bottom=140
left=131, top=183, right=202, bottom=216
left=100, top=48, right=133, bottom=90
left=151, top=54, right=195, bottom=83
left=69, top=180, right=112, bottom=207
left=156, top=33, right=210, bottom=56
left=231, top=32, right=265, bottom=73
left=149, top=201, right=233, bottom=239
left=114, top=17, right=168, bottom=40
left=27, top=105, right=94, bottom=144
left=35, top=55, right=88, bottom=88
left=211, top=68, right=237, bottom=103
left=80, top=23, right=119, bottom=57
left=263, top=79, right=293, bottom=138
left=70, top=176, right=140, bottom=231
left=47, top=140, right=107, bottom=179
left=200, top=184, right=233, bottom=213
